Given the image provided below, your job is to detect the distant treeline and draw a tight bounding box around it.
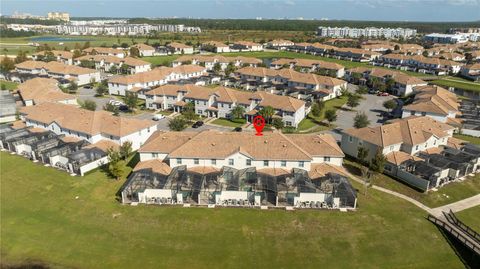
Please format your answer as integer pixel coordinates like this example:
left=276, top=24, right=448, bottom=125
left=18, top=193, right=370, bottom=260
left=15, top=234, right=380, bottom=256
left=0, top=17, right=61, bottom=25
left=0, top=28, right=37, bottom=38
left=129, top=18, right=480, bottom=33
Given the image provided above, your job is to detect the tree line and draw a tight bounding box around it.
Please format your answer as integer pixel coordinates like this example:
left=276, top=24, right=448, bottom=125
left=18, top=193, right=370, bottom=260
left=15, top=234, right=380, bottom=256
left=129, top=18, right=480, bottom=33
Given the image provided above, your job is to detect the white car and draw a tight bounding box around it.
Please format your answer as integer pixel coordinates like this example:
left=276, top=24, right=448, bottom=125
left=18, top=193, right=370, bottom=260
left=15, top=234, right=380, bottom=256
left=152, top=114, right=165, bottom=121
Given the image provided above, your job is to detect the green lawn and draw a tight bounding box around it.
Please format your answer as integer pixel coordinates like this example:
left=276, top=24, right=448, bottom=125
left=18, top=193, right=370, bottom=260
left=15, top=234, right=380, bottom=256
left=211, top=118, right=245, bottom=128
left=0, top=80, right=19, bottom=91
left=456, top=206, right=480, bottom=232
left=0, top=152, right=463, bottom=268
left=454, top=134, right=480, bottom=145
left=431, top=79, right=480, bottom=93
left=344, top=159, right=480, bottom=208
left=297, top=95, right=348, bottom=132
left=142, top=55, right=182, bottom=67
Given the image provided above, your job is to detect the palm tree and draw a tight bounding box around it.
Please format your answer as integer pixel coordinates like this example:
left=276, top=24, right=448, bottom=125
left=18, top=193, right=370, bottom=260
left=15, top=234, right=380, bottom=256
left=259, top=106, right=275, bottom=123
left=231, top=105, right=245, bottom=120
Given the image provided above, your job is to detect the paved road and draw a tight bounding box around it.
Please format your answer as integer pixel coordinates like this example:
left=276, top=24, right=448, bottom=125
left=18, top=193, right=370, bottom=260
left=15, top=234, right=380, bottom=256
left=336, top=93, right=396, bottom=131
left=76, top=87, right=112, bottom=111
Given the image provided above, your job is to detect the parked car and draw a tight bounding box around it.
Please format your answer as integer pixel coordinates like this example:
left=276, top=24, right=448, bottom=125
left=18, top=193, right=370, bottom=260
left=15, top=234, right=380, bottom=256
left=119, top=105, right=129, bottom=112
left=83, top=85, right=93, bottom=89
left=192, top=123, right=200, bottom=128
left=195, top=121, right=204, bottom=127
left=377, top=92, right=389, bottom=96
left=368, top=89, right=378, bottom=94
left=233, top=127, right=242, bottom=132
left=152, top=114, right=165, bottom=121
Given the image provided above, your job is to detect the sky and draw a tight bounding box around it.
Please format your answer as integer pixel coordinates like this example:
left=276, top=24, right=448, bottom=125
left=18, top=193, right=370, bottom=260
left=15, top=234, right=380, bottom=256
left=1, top=0, right=479, bottom=22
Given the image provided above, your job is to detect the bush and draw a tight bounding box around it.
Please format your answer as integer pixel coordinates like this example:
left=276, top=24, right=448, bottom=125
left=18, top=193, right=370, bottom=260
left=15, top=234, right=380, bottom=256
left=168, top=116, right=188, bottom=131
left=354, top=112, right=370, bottom=128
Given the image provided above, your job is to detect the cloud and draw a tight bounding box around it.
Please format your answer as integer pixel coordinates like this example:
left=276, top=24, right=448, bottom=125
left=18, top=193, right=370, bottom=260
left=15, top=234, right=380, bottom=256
left=284, top=0, right=296, bottom=6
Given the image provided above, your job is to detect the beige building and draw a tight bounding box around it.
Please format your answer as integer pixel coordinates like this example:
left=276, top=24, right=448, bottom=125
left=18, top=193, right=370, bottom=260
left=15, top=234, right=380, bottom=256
left=47, top=12, right=70, bottom=21
left=16, top=78, right=77, bottom=106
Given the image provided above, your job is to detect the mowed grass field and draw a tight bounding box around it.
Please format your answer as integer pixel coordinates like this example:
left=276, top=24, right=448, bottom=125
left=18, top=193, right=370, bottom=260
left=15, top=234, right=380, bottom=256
left=0, top=152, right=463, bottom=269
left=456, top=206, right=480, bottom=232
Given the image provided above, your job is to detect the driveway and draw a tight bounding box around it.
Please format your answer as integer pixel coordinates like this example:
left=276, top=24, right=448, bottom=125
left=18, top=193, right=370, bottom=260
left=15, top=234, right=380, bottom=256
left=335, top=93, right=396, bottom=131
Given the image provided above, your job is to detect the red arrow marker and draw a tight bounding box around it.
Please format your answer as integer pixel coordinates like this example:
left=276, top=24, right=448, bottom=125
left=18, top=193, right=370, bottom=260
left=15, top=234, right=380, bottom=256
left=253, top=115, right=266, bottom=136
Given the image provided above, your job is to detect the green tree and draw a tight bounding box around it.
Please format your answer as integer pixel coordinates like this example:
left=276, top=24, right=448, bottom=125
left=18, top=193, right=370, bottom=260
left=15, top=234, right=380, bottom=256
left=225, top=63, right=236, bottom=76
left=347, top=94, right=361, bottom=110
left=383, top=99, right=397, bottom=112
left=168, top=116, right=188, bottom=131
left=125, top=92, right=138, bottom=110
left=310, top=102, right=322, bottom=118
left=370, top=150, right=387, bottom=173
left=354, top=112, right=370, bottom=128
left=0, top=57, right=15, bottom=72
left=103, top=103, right=119, bottom=115
left=385, top=78, right=395, bottom=91
left=1, top=84, right=6, bottom=91
left=96, top=82, right=108, bottom=96
left=340, top=86, right=349, bottom=96
left=324, top=109, right=337, bottom=126
left=44, top=51, right=56, bottom=62
left=80, top=99, right=97, bottom=111
left=213, top=62, right=222, bottom=74
left=108, top=159, right=127, bottom=180
left=231, top=105, right=245, bottom=120
left=119, top=141, right=133, bottom=160
left=272, top=118, right=284, bottom=129
left=129, top=47, right=140, bottom=58
left=356, top=85, right=368, bottom=95
left=82, top=41, right=91, bottom=49
left=357, top=146, right=370, bottom=165
left=259, top=106, right=275, bottom=123
left=68, top=82, right=78, bottom=94
left=109, top=65, right=118, bottom=74
left=72, top=49, right=82, bottom=58
left=181, top=102, right=197, bottom=121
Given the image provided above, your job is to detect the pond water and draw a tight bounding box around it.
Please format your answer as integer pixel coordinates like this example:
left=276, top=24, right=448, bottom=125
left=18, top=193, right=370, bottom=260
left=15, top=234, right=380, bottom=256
left=30, top=36, right=93, bottom=42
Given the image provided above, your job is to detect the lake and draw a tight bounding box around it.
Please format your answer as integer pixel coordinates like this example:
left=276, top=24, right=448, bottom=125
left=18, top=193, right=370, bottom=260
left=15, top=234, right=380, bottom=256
left=30, top=36, right=93, bottom=43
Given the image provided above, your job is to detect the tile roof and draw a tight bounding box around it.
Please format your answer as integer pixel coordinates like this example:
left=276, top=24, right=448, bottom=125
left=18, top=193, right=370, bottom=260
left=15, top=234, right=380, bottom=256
left=33, top=50, right=73, bottom=59
left=167, top=42, right=193, bottom=49
left=404, top=85, right=459, bottom=116
left=271, top=58, right=344, bottom=70
left=308, top=163, right=347, bottom=179
left=20, top=102, right=155, bottom=137
left=108, top=65, right=205, bottom=85
left=15, top=61, right=97, bottom=75
left=17, top=77, right=76, bottom=104
left=83, top=47, right=125, bottom=55
left=133, top=43, right=155, bottom=51
left=385, top=151, right=423, bottom=165
left=344, top=116, right=455, bottom=147
left=133, top=159, right=172, bottom=175
left=76, top=55, right=150, bottom=66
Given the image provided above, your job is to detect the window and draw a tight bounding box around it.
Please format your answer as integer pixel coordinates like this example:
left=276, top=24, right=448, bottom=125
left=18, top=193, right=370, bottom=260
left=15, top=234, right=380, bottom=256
left=177, top=158, right=182, bottom=164
left=229, top=159, right=234, bottom=166
left=421, top=112, right=426, bottom=116
left=286, top=121, right=292, bottom=126
left=349, top=136, right=353, bottom=142
left=263, top=160, right=269, bottom=167
left=197, top=110, right=203, bottom=114
left=415, top=145, right=419, bottom=150
left=324, top=157, right=331, bottom=162
left=410, top=111, right=415, bottom=115
left=281, top=160, right=287, bottom=167
left=211, top=159, right=216, bottom=165
left=389, top=146, right=394, bottom=151
left=194, top=158, right=199, bottom=164
left=358, top=140, right=363, bottom=146
left=298, top=161, right=305, bottom=168
left=246, top=159, right=251, bottom=166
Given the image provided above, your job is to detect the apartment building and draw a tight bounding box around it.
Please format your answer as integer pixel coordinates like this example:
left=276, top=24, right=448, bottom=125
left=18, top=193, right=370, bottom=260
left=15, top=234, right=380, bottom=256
left=107, top=65, right=207, bottom=96
left=345, top=67, right=427, bottom=96
left=166, top=42, right=194, bottom=55
left=402, top=85, right=460, bottom=124
left=145, top=84, right=306, bottom=127
left=16, top=78, right=77, bottom=106
left=377, top=54, right=463, bottom=75
left=172, top=55, right=262, bottom=70
left=74, top=55, right=151, bottom=74
left=270, top=58, right=345, bottom=78
left=47, top=12, right=70, bottom=21
left=15, top=61, right=101, bottom=85
left=19, top=102, right=158, bottom=150
left=31, top=50, right=74, bottom=65
left=56, top=23, right=201, bottom=35
left=460, top=63, right=480, bottom=81
left=317, top=27, right=417, bottom=39
left=424, top=33, right=470, bottom=44
left=83, top=47, right=126, bottom=58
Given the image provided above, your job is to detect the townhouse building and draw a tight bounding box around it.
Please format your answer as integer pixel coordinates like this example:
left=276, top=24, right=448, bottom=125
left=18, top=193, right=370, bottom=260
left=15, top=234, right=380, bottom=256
left=31, top=50, right=74, bottom=65
left=360, top=43, right=395, bottom=53
left=83, top=47, right=126, bottom=58
left=74, top=55, right=151, bottom=74
left=15, top=61, right=101, bottom=85
left=201, top=41, right=230, bottom=53
left=432, top=52, right=465, bottom=62
left=235, top=67, right=347, bottom=100
left=108, top=65, right=207, bottom=97
left=377, top=54, right=463, bottom=75
left=145, top=84, right=306, bottom=127
left=317, top=27, right=417, bottom=39
left=231, top=41, right=263, bottom=52
left=16, top=78, right=77, bottom=106
left=19, top=102, right=158, bottom=150
left=460, top=63, right=480, bottom=81
left=166, top=42, right=194, bottom=54
left=270, top=58, right=345, bottom=78
left=132, top=43, right=156, bottom=57
left=265, top=39, right=294, bottom=50
left=172, top=55, right=261, bottom=70
left=402, top=85, right=460, bottom=124
left=345, top=67, right=427, bottom=96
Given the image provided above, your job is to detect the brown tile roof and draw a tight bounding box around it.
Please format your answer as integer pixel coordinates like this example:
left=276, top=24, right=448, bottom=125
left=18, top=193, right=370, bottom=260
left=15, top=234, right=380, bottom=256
left=202, top=41, right=229, bottom=48
left=133, top=43, right=155, bottom=51
left=257, top=168, right=291, bottom=177
left=404, top=85, right=458, bottom=116
left=83, top=47, right=125, bottom=55
left=16, top=61, right=97, bottom=75
left=286, top=133, right=344, bottom=157
left=167, top=42, right=192, bottom=49
left=344, top=116, right=455, bottom=147
left=234, top=41, right=262, bottom=47
left=308, top=163, right=347, bottom=179
left=138, top=131, right=198, bottom=153
left=133, top=159, right=172, bottom=175
left=76, top=55, right=150, bottom=66
left=271, top=58, right=344, bottom=70
left=187, top=166, right=220, bottom=175
left=385, top=151, right=422, bottom=165
left=108, top=65, right=205, bottom=85
left=17, top=77, right=75, bottom=104
left=84, top=139, right=120, bottom=152
left=20, top=102, right=155, bottom=137
left=447, top=137, right=468, bottom=149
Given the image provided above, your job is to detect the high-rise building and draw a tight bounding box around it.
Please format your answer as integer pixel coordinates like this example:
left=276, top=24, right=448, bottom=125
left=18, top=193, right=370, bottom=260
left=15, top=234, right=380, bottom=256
left=317, top=26, right=417, bottom=39
left=47, top=12, right=70, bottom=22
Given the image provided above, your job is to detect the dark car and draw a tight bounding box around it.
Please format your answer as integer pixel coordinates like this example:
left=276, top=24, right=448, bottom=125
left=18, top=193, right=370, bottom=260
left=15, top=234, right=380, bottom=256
left=233, top=127, right=242, bottom=132
left=119, top=105, right=129, bottom=112
left=83, top=85, right=93, bottom=89
left=368, top=89, right=378, bottom=94
left=192, top=123, right=199, bottom=128
left=195, top=121, right=204, bottom=126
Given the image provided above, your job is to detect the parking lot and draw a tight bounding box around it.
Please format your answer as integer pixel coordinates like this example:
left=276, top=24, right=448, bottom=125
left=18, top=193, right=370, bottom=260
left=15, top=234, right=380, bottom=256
left=76, top=87, right=112, bottom=111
